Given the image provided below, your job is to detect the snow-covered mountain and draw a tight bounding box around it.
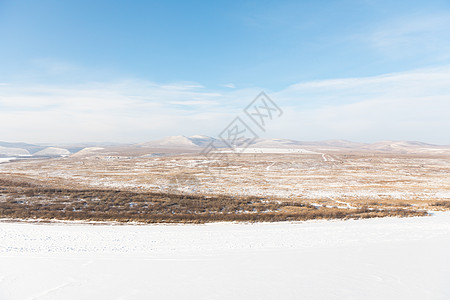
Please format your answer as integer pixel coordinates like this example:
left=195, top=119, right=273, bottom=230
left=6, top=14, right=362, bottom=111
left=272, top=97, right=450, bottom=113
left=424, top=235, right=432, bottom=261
left=137, top=136, right=450, bottom=154
left=33, top=147, right=71, bottom=157
left=139, top=135, right=227, bottom=148
left=70, top=147, right=105, bottom=157
left=0, top=141, right=72, bottom=159
left=1, top=137, right=449, bottom=159
left=0, top=142, right=45, bottom=154
left=186, top=135, right=220, bottom=147
left=139, top=136, right=200, bottom=148
left=0, top=146, right=30, bottom=156
left=359, top=141, right=450, bottom=154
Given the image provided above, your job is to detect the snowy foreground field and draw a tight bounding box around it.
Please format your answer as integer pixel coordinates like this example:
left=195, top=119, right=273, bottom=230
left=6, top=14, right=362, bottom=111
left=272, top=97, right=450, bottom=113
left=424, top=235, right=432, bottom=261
left=1, top=213, right=449, bottom=300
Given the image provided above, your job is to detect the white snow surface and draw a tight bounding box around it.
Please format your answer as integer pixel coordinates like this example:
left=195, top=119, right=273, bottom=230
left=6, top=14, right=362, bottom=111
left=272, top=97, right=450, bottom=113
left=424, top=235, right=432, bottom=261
left=1, top=213, right=449, bottom=299
left=0, top=157, right=16, bottom=164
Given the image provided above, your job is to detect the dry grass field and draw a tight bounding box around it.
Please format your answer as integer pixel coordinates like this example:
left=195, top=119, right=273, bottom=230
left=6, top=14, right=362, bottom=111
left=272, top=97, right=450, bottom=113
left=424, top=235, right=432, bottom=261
left=0, top=150, right=449, bottom=223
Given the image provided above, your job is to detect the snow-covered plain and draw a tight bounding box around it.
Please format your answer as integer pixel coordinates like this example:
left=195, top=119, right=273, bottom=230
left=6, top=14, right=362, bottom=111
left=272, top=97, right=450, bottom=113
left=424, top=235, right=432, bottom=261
left=1, top=213, right=449, bottom=300
left=0, top=158, right=16, bottom=164
left=2, top=152, right=448, bottom=202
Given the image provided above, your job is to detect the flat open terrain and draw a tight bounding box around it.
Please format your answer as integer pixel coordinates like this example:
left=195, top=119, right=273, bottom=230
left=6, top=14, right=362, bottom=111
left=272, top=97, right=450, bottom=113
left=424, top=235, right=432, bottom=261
left=1, top=212, right=449, bottom=299
left=0, top=150, right=448, bottom=299
left=0, top=150, right=448, bottom=223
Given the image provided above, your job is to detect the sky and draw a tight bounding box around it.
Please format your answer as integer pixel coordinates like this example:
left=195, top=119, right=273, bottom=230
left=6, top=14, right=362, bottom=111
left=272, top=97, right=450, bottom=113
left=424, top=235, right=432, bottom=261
left=0, top=0, right=449, bottom=144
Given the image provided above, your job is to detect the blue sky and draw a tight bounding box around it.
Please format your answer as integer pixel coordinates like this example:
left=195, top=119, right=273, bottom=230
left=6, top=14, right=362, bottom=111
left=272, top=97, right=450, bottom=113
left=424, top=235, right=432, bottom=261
left=1, top=0, right=450, bottom=143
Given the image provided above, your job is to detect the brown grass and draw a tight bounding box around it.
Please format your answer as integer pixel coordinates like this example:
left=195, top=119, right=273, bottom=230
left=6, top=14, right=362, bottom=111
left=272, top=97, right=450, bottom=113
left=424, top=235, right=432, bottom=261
left=430, top=201, right=450, bottom=209
left=0, top=178, right=428, bottom=224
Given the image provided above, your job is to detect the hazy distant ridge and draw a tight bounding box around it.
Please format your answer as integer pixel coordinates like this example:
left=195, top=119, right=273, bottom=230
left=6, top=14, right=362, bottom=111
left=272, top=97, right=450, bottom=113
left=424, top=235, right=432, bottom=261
left=1, top=136, right=449, bottom=159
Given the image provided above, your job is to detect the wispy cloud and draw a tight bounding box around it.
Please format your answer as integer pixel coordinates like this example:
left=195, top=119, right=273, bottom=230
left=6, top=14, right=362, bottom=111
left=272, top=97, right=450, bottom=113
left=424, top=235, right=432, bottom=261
left=272, top=66, right=450, bottom=143
left=222, top=83, right=236, bottom=89
left=1, top=66, right=449, bottom=144
left=0, top=80, right=260, bottom=143
left=30, top=58, right=82, bottom=75
left=363, top=13, right=450, bottom=61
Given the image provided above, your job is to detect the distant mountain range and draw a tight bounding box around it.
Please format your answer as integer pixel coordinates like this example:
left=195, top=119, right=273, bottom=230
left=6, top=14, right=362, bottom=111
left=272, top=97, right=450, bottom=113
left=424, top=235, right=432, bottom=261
left=0, top=145, right=72, bottom=157
left=136, top=135, right=450, bottom=154
left=1, top=136, right=449, bottom=159
left=138, top=135, right=228, bottom=148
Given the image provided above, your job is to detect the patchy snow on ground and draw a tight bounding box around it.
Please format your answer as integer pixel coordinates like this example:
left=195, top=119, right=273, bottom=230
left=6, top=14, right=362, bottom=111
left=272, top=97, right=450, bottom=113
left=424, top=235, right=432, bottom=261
left=1, top=213, right=449, bottom=300
left=219, top=147, right=320, bottom=154
left=1, top=153, right=448, bottom=202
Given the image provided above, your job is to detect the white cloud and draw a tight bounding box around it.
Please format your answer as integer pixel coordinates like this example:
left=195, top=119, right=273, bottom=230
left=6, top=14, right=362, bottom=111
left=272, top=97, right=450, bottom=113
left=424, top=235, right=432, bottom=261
left=1, top=66, right=449, bottom=144
left=0, top=81, right=233, bottom=143
left=363, top=14, right=450, bottom=60
left=270, top=66, right=450, bottom=144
